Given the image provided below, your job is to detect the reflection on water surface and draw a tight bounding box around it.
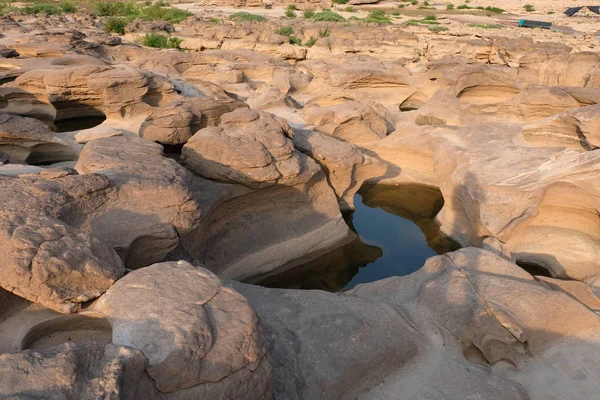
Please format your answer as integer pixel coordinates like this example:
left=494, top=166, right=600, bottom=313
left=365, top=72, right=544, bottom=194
left=257, top=184, right=459, bottom=292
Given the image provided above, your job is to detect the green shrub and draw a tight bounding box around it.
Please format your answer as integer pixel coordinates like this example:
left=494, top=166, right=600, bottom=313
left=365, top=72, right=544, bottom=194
left=139, top=4, right=193, bottom=23
left=344, top=6, right=354, bottom=12
left=319, top=27, right=330, bottom=37
left=410, top=0, right=418, bottom=4
left=208, top=17, right=220, bottom=23
left=104, top=16, right=128, bottom=34
left=485, top=6, right=504, bottom=13
left=364, top=9, right=391, bottom=24
left=332, top=0, right=348, bottom=3
left=287, top=4, right=296, bottom=10
left=59, top=0, right=76, bottom=13
left=405, top=19, right=420, bottom=26
left=457, top=4, right=471, bottom=9
left=390, top=10, right=401, bottom=16
left=428, top=25, right=448, bottom=32
left=397, top=4, right=404, bottom=8
left=285, top=9, right=296, bottom=17
left=303, top=9, right=315, bottom=18
left=22, top=4, right=63, bottom=15
left=288, top=35, right=302, bottom=45
left=446, top=4, right=454, bottom=10
left=524, top=4, right=534, bottom=12
left=276, top=26, right=294, bottom=36
left=423, top=0, right=429, bottom=5
left=140, top=32, right=182, bottom=48
left=94, top=1, right=137, bottom=16
left=305, top=36, right=317, bottom=47
left=229, top=11, right=267, bottom=22
left=311, top=10, right=345, bottom=22
left=547, top=11, right=554, bottom=14
left=423, top=14, right=436, bottom=20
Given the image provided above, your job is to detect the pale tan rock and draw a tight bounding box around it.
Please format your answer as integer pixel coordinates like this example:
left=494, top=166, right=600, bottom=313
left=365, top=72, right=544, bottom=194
left=139, top=97, right=248, bottom=145
left=293, top=128, right=385, bottom=210
left=4, top=64, right=179, bottom=122
left=0, top=342, right=158, bottom=400
left=537, top=276, right=600, bottom=313
left=74, top=126, right=122, bottom=144
left=91, top=261, right=273, bottom=398
left=76, top=136, right=200, bottom=269
left=181, top=108, right=301, bottom=188
left=302, top=101, right=389, bottom=145
left=0, top=112, right=76, bottom=164
left=0, top=211, right=124, bottom=314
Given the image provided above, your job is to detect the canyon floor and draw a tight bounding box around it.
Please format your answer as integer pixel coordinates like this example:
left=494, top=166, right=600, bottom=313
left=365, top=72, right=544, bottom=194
left=1, top=0, right=600, bottom=399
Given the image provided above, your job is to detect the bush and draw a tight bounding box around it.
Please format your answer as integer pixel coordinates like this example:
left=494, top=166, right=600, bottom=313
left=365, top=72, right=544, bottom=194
left=311, top=11, right=345, bottom=22
left=524, top=4, right=534, bottom=12
left=303, top=9, right=315, bottom=18
left=319, top=27, right=330, bottom=37
left=139, top=4, right=193, bottom=23
left=305, top=36, right=317, bottom=47
left=104, top=16, right=128, bottom=34
left=22, top=4, right=63, bottom=15
left=410, top=0, right=418, bottom=5
left=59, top=0, right=76, bottom=13
left=397, top=4, right=404, bottom=8
left=485, top=6, right=504, bottom=13
left=428, top=26, right=448, bottom=32
left=285, top=9, right=296, bottom=18
left=423, top=14, right=436, bottom=20
left=287, top=4, right=296, bottom=10
left=332, top=0, right=348, bottom=3
left=289, top=35, right=302, bottom=45
left=140, top=32, right=182, bottom=48
left=229, top=11, right=267, bottom=22
left=344, top=6, right=354, bottom=12
left=94, top=1, right=138, bottom=16
left=457, top=4, right=471, bottom=9
left=276, top=26, right=294, bottom=36
left=364, top=10, right=391, bottom=24
left=94, top=1, right=192, bottom=23
left=547, top=11, right=554, bottom=14
left=446, top=4, right=454, bottom=10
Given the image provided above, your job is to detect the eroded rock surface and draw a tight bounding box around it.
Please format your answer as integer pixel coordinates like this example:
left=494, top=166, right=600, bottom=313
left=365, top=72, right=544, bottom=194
left=91, top=261, right=273, bottom=398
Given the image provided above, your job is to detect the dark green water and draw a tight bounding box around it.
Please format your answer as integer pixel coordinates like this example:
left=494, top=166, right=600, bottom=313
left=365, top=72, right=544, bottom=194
left=257, top=184, right=459, bottom=292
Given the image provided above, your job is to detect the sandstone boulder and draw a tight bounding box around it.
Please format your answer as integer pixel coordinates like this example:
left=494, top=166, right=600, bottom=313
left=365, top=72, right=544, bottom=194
left=0, top=342, right=157, bottom=400
left=181, top=108, right=302, bottom=188
left=293, top=128, right=385, bottom=210
left=179, top=109, right=350, bottom=280
left=76, top=136, right=200, bottom=269
left=0, top=112, right=76, bottom=164
left=4, top=65, right=179, bottom=123
left=301, top=101, right=389, bottom=145
left=139, top=97, right=248, bottom=145
left=91, top=261, right=273, bottom=398
left=0, top=211, right=124, bottom=313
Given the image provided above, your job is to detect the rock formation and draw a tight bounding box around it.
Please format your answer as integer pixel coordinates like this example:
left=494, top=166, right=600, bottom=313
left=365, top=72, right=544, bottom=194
left=0, top=4, right=600, bottom=400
